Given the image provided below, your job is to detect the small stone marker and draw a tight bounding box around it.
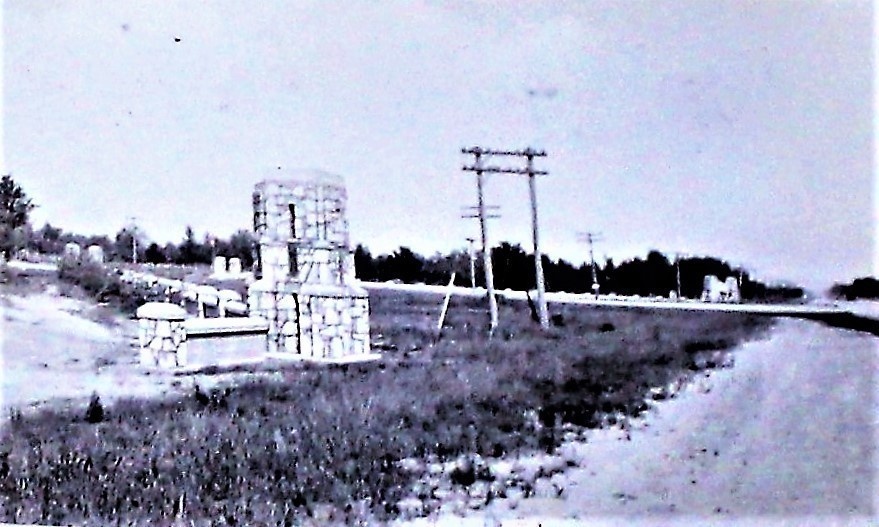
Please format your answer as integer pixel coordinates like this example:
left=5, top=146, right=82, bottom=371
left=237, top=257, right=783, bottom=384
left=228, top=257, right=242, bottom=275
left=87, top=245, right=105, bottom=263
left=64, top=242, right=82, bottom=259
left=212, top=256, right=227, bottom=275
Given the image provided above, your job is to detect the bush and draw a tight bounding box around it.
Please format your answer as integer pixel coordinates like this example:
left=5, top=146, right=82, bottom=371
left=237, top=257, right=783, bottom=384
left=57, top=257, right=157, bottom=314
left=84, top=393, right=104, bottom=424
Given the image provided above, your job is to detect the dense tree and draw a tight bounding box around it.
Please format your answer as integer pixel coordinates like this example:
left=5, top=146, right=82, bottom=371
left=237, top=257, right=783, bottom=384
left=386, top=247, right=423, bottom=283
left=829, top=277, right=879, bottom=300
left=30, top=223, right=64, bottom=255
left=354, top=245, right=376, bottom=282
left=0, top=174, right=35, bottom=260
left=227, top=230, right=257, bottom=269
left=491, top=242, right=535, bottom=291
left=176, top=226, right=212, bottom=265
left=113, top=227, right=145, bottom=263
left=144, top=242, right=167, bottom=264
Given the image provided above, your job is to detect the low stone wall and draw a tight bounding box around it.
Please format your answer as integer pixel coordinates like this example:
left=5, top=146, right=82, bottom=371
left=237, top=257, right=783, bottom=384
left=137, top=302, right=269, bottom=369
left=184, top=317, right=269, bottom=370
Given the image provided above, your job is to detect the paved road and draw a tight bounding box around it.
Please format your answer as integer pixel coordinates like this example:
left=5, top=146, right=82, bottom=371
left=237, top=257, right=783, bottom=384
left=404, top=318, right=878, bottom=527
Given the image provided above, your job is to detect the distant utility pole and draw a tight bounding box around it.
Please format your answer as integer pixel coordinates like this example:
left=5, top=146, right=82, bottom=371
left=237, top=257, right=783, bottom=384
left=129, top=216, right=139, bottom=265
left=577, top=231, right=603, bottom=297
left=461, top=147, right=500, bottom=334
left=675, top=253, right=682, bottom=299
left=465, top=237, right=477, bottom=290
left=464, top=146, right=550, bottom=329
left=461, top=207, right=501, bottom=293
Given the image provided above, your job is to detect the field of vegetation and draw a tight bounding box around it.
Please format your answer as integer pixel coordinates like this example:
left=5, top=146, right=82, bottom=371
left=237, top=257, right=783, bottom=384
left=0, top=284, right=772, bottom=526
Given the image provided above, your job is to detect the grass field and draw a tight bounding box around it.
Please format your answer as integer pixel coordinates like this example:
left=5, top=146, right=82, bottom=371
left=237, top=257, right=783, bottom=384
left=0, top=283, right=772, bottom=526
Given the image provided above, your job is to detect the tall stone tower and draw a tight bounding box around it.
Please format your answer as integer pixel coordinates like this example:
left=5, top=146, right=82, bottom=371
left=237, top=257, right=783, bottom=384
left=247, top=170, right=370, bottom=359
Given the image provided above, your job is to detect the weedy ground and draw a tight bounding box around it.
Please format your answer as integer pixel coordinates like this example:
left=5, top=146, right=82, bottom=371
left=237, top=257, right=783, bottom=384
left=0, top=279, right=772, bottom=526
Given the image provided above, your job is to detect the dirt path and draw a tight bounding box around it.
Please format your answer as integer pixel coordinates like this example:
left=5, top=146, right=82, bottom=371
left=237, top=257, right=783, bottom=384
left=403, top=318, right=877, bottom=526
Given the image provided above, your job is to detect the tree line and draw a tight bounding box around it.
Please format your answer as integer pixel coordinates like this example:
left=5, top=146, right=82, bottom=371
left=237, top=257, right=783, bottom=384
left=27, top=222, right=257, bottom=268
left=1, top=173, right=805, bottom=300
left=829, top=277, right=879, bottom=300
left=354, top=243, right=804, bottom=301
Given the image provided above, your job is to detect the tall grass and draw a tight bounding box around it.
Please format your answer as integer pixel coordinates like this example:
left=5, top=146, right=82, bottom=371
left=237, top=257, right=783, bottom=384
left=0, top=289, right=771, bottom=525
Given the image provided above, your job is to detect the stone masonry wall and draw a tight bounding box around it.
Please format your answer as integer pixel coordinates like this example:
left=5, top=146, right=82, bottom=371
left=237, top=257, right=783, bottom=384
left=139, top=317, right=187, bottom=368
left=293, top=294, right=370, bottom=359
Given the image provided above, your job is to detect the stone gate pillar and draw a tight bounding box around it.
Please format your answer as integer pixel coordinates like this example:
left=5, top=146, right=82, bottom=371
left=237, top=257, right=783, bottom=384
left=137, top=302, right=187, bottom=368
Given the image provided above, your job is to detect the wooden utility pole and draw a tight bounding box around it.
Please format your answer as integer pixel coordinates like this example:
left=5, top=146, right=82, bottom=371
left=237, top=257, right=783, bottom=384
left=465, top=237, right=477, bottom=290
left=129, top=216, right=139, bottom=265
left=461, top=206, right=501, bottom=292
left=676, top=254, right=682, bottom=299
left=577, top=231, right=603, bottom=297
left=525, top=150, right=549, bottom=329
left=464, top=147, right=550, bottom=329
left=461, top=147, right=499, bottom=335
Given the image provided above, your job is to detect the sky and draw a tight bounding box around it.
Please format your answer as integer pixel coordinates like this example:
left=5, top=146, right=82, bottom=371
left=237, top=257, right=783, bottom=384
left=2, top=0, right=875, bottom=292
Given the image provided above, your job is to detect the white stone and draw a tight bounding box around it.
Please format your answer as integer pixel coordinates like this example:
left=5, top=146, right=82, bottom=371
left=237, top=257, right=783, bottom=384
left=228, top=257, right=242, bottom=274
left=330, top=337, right=345, bottom=357
left=64, top=242, right=82, bottom=259
left=212, top=256, right=227, bottom=275
left=137, top=302, right=186, bottom=320
left=86, top=245, right=105, bottom=263
left=312, top=339, right=326, bottom=358
left=299, top=337, right=312, bottom=357
left=281, top=320, right=298, bottom=337
left=324, top=308, right=340, bottom=326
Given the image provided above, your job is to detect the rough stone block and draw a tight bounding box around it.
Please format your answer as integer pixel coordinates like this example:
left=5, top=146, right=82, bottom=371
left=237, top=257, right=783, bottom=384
left=281, top=320, right=298, bottom=337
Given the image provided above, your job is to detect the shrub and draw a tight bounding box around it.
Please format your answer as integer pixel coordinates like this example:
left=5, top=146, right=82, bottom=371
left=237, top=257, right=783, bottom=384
left=57, top=257, right=156, bottom=314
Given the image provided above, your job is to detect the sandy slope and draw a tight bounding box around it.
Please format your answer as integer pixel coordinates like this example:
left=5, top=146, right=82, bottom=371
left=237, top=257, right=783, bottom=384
left=0, top=291, right=217, bottom=419
left=402, top=319, right=878, bottom=527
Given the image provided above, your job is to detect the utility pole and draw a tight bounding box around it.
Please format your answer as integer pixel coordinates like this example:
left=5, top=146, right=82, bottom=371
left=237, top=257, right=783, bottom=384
left=464, top=147, right=550, bottom=329
left=676, top=253, right=682, bottom=299
left=577, top=231, right=603, bottom=297
left=129, top=216, right=139, bottom=265
left=461, top=147, right=499, bottom=335
left=461, top=206, right=501, bottom=290
left=465, top=237, right=477, bottom=290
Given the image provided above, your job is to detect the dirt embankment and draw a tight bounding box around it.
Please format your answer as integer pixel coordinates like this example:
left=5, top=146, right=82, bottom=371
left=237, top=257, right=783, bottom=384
left=1, top=289, right=211, bottom=418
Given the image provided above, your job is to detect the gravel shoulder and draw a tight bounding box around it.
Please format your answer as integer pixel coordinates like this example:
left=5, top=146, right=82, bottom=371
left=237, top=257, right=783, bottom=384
left=401, top=318, right=878, bottom=526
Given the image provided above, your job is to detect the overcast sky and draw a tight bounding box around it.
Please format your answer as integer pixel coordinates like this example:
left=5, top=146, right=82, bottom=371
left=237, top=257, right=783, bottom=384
left=3, top=1, right=874, bottom=292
